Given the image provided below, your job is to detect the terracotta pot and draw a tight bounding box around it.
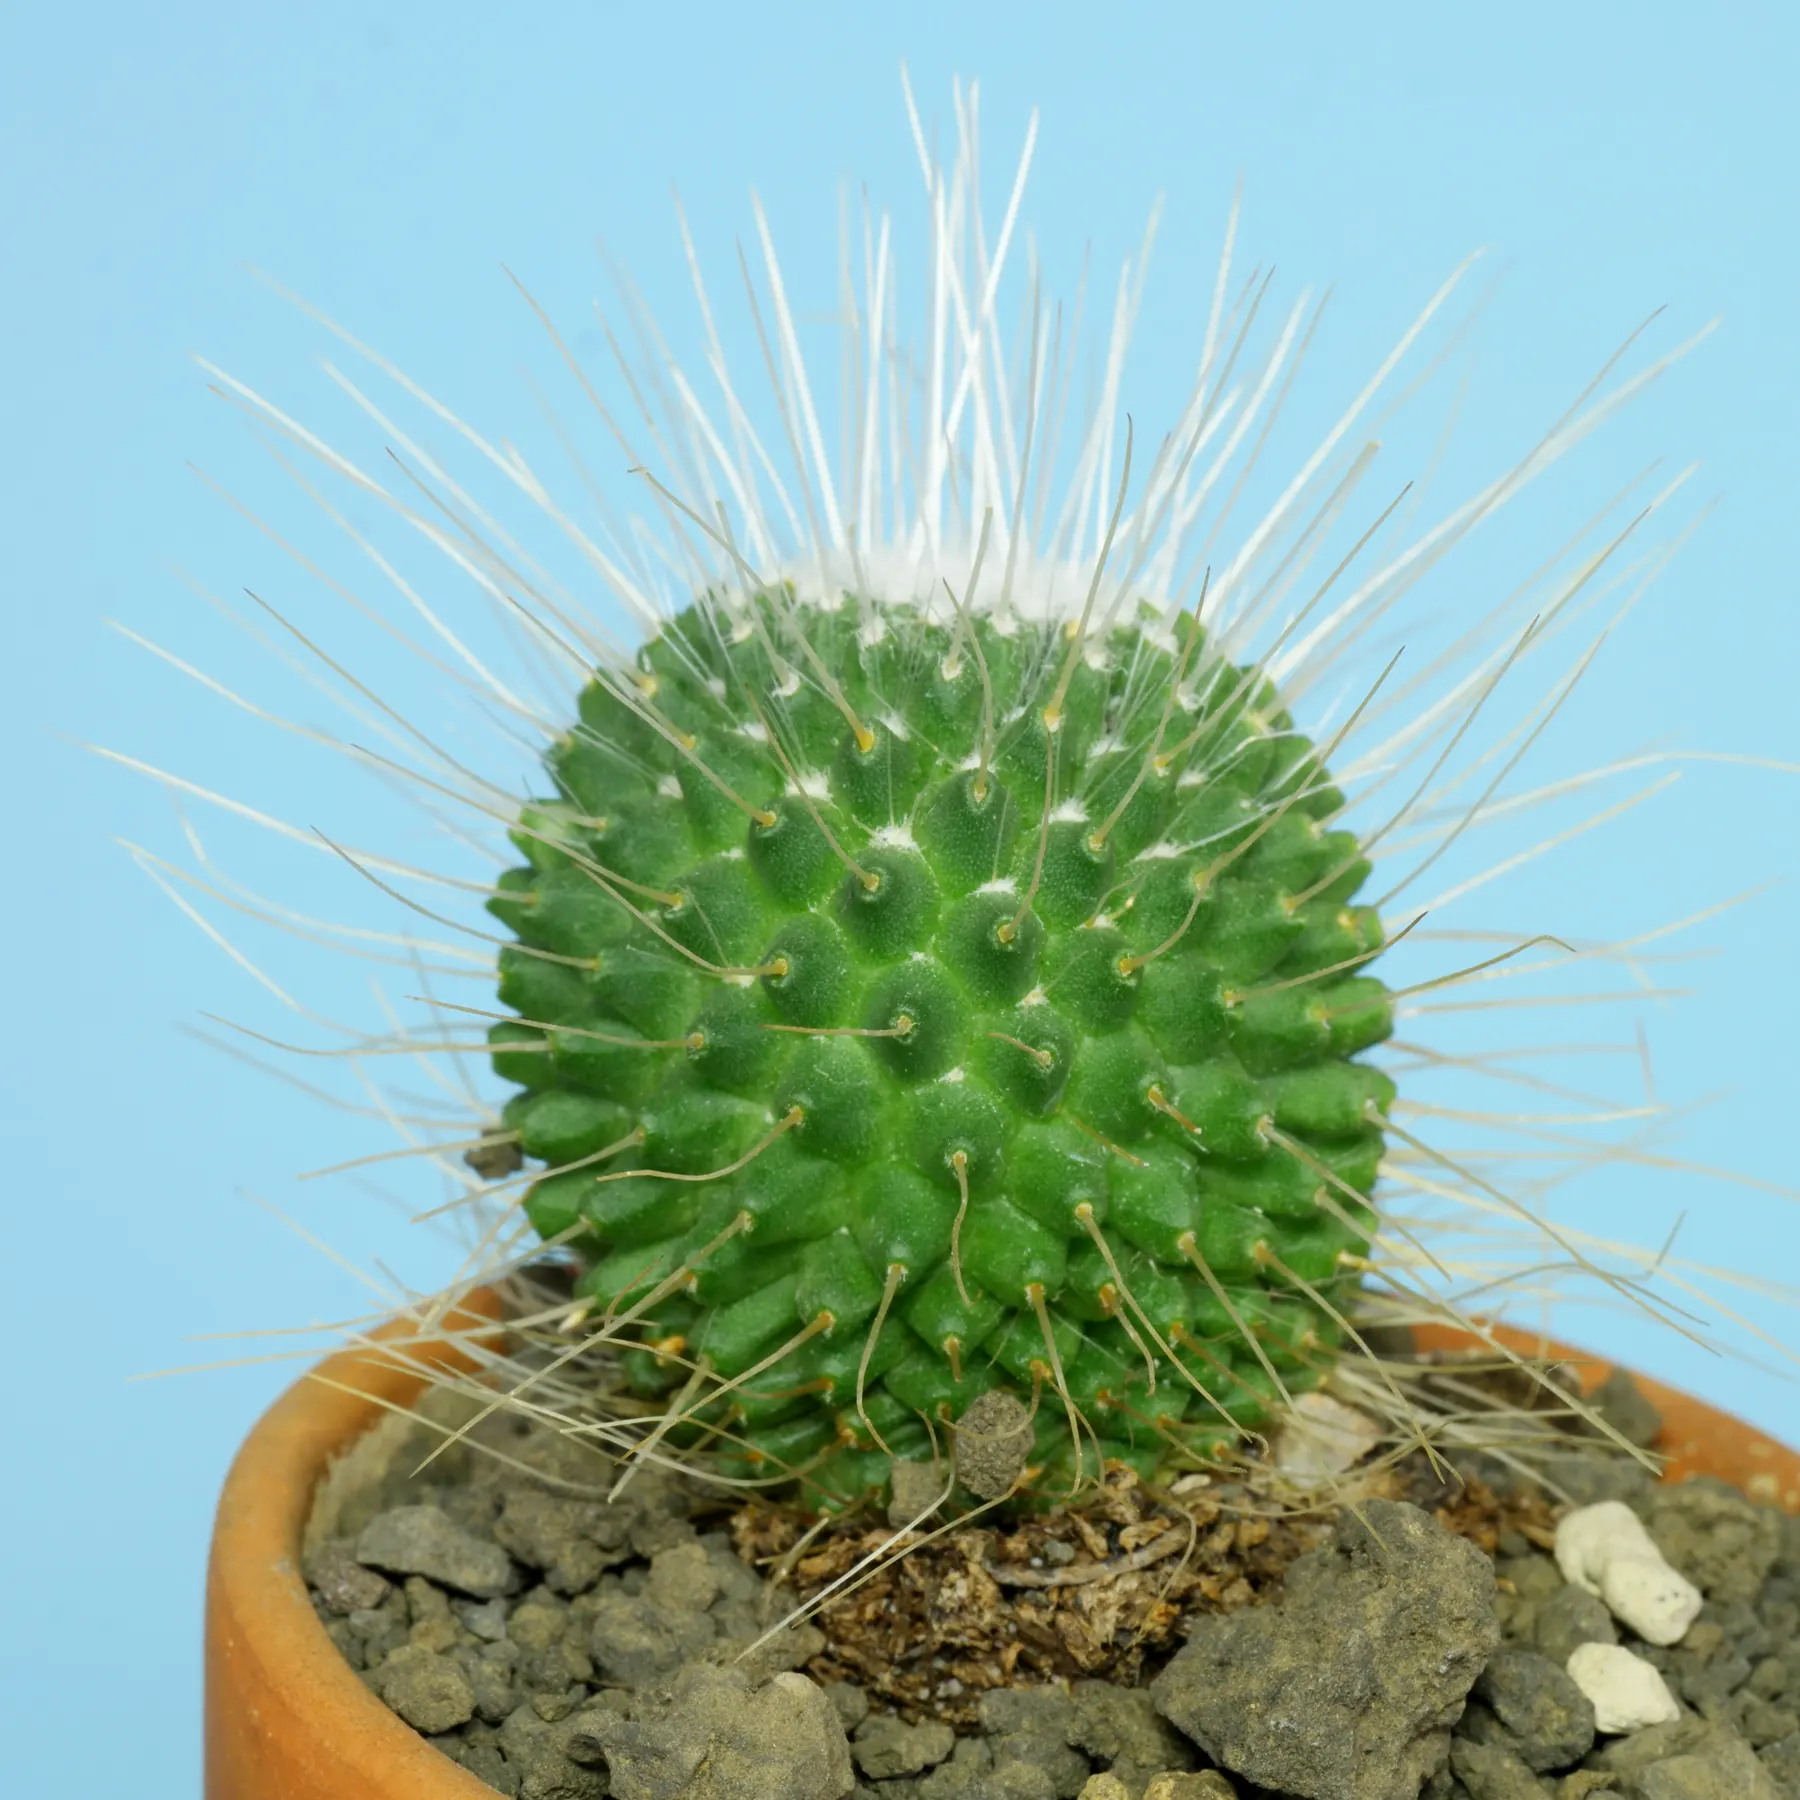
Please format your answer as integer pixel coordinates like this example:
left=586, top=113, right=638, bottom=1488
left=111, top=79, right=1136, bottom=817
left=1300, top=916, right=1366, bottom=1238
left=205, top=1300, right=1800, bottom=1800
left=205, top=1291, right=506, bottom=1800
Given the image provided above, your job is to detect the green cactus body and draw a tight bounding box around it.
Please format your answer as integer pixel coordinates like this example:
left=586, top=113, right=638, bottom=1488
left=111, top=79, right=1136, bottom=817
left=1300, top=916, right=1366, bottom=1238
left=490, top=585, right=1394, bottom=1508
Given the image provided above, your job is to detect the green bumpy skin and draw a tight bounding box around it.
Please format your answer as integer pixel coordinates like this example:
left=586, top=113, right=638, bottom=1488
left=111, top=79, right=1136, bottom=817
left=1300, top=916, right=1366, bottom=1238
left=488, top=590, right=1394, bottom=1509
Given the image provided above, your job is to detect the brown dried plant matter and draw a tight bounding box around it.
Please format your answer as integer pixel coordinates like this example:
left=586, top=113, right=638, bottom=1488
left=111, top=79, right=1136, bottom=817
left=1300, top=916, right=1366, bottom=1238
left=733, top=1466, right=1328, bottom=1726
left=729, top=1458, right=1568, bottom=1728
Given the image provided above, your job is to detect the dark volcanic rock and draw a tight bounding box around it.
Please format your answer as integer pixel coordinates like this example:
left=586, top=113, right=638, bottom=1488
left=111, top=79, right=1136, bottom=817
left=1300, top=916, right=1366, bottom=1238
left=1151, top=1499, right=1500, bottom=1800
left=1473, top=1650, right=1595, bottom=1772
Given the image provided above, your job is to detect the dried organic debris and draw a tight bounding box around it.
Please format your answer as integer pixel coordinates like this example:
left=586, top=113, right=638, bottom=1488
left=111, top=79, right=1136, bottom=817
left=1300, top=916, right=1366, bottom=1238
left=732, top=1465, right=1332, bottom=1725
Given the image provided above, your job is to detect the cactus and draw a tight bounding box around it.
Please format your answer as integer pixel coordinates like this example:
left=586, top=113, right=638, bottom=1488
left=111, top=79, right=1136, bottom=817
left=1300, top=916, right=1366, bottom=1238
left=124, top=81, right=1758, bottom=1522
left=490, top=573, right=1399, bottom=1506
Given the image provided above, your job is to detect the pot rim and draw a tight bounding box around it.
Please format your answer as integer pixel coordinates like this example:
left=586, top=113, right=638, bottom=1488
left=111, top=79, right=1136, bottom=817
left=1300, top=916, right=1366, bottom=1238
left=204, top=1295, right=1799, bottom=1800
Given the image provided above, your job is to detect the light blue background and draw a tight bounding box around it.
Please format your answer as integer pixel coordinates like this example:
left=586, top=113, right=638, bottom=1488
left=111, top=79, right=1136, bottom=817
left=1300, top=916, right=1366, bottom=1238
left=3, top=3, right=1798, bottom=1788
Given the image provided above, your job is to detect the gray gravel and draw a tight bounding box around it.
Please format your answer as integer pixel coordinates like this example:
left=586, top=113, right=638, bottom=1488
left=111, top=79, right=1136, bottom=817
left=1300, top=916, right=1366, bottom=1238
left=307, top=1369, right=1800, bottom=1800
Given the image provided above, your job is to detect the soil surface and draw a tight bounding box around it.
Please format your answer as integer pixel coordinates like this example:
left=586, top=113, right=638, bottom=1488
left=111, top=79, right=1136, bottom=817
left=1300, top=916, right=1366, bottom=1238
left=302, top=1364, right=1800, bottom=1800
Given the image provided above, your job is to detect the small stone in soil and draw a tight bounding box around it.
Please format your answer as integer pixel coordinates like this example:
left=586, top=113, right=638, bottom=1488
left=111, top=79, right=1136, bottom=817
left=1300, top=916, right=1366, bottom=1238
left=917, top=1733, right=993, bottom=1798
left=981, top=1761, right=1059, bottom=1800
left=441, top=1736, right=519, bottom=1798
left=852, top=1712, right=957, bottom=1779
left=1143, top=1776, right=1239, bottom=1799
left=1448, top=1735, right=1549, bottom=1800
left=347, top=1590, right=410, bottom=1667
left=1458, top=1732, right=1561, bottom=1799
left=584, top=1588, right=714, bottom=1685
left=1069, top=1678, right=1197, bottom=1785
left=1588, top=1370, right=1663, bottom=1451
left=491, top=1488, right=627, bottom=1596
left=456, top=1596, right=511, bottom=1642
left=1152, top=1499, right=1500, bottom=1800
left=498, top=1702, right=607, bottom=1800
left=1739, top=1696, right=1800, bottom=1747
left=374, top=1644, right=476, bottom=1734
left=579, top=1664, right=853, bottom=1800
left=953, top=1391, right=1034, bottom=1501
left=1536, top=1448, right=1655, bottom=1509
left=645, top=1540, right=720, bottom=1612
left=1553, top=1773, right=1616, bottom=1800
left=404, top=1576, right=466, bottom=1653
left=356, top=1504, right=517, bottom=1599
left=1474, top=1649, right=1597, bottom=1771
left=1532, top=1585, right=1619, bottom=1665
left=454, top=1641, right=518, bottom=1725
left=1760, top=1730, right=1800, bottom=1791
left=304, top=1539, right=392, bottom=1615
left=1076, top=1775, right=1134, bottom=1800
left=826, top=1680, right=871, bottom=1732
left=978, top=1685, right=1092, bottom=1798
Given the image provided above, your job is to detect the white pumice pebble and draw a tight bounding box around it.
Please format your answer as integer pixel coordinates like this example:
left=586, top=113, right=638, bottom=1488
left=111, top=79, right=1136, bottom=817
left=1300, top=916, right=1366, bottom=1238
left=1553, top=1500, right=1658, bottom=1591
left=1554, top=1502, right=1702, bottom=1645
left=1599, top=1552, right=1706, bottom=1647
left=1565, top=1642, right=1683, bottom=1734
left=1271, top=1392, right=1383, bottom=1483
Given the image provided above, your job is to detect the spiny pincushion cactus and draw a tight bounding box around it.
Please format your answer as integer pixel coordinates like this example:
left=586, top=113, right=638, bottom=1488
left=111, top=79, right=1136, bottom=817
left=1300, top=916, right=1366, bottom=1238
left=488, top=580, right=1395, bottom=1506
left=135, top=83, right=1735, bottom=1520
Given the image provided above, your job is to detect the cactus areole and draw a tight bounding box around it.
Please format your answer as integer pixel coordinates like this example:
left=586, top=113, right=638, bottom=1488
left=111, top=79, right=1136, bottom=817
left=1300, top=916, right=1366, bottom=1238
left=488, top=578, right=1396, bottom=1508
